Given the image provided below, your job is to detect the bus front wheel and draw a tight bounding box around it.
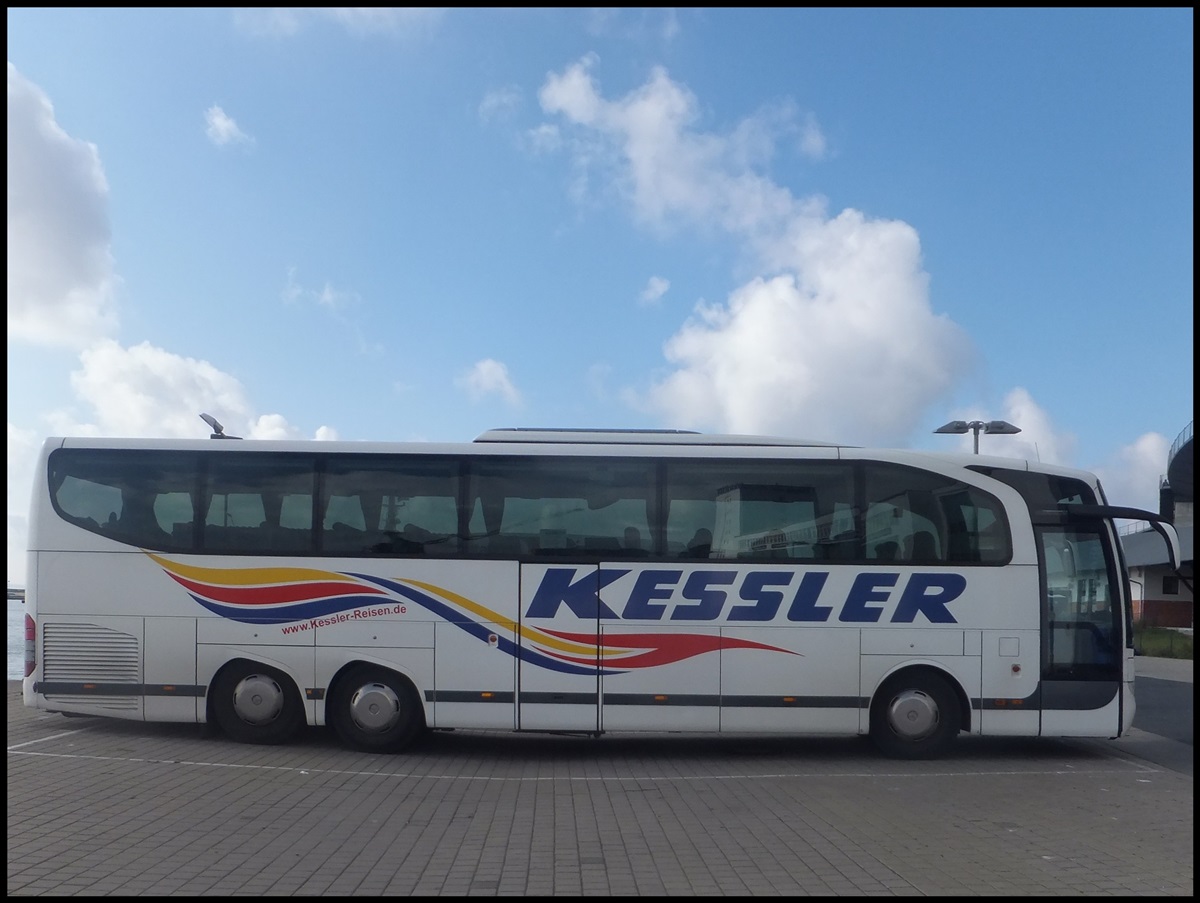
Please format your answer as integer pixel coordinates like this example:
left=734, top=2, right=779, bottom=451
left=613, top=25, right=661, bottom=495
left=329, top=664, right=425, bottom=753
left=870, top=670, right=961, bottom=759
left=209, top=660, right=305, bottom=745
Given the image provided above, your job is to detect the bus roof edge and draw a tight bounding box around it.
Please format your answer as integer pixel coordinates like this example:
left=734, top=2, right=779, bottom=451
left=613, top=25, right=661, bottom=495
left=473, top=428, right=842, bottom=447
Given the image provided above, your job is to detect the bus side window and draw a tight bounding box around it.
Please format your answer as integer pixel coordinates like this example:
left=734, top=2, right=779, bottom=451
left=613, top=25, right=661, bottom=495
left=52, top=473, right=118, bottom=532
left=106, top=485, right=172, bottom=546
left=323, top=494, right=367, bottom=552
left=51, top=453, right=198, bottom=550
left=667, top=505, right=714, bottom=558
left=621, top=526, right=648, bottom=557
left=873, top=540, right=899, bottom=561
left=155, top=491, right=195, bottom=548
left=395, top=497, right=458, bottom=555
left=465, top=458, right=652, bottom=560
left=906, top=530, right=939, bottom=561
left=683, top=528, right=712, bottom=558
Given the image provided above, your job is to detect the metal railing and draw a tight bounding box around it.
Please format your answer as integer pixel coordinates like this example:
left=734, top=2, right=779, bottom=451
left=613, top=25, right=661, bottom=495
left=1169, top=419, right=1193, bottom=466
left=1119, top=420, right=1192, bottom=536
left=1119, top=521, right=1152, bottom=536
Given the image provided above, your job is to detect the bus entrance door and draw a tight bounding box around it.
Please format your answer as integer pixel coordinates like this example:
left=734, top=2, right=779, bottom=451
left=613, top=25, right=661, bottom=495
left=517, top=563, right=601, bottom=732
left=596, top=563, right=722, bottom=733
left=1036, top=526, right=1123, bottom=738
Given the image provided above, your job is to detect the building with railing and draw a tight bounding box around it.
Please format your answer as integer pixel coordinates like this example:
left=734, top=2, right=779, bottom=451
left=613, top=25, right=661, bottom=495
left=1122, top=420, right=1193, bottom=628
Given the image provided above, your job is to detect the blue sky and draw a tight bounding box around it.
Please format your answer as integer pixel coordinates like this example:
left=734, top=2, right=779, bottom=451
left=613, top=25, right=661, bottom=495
left=6, top=8, right=1194, bottom=585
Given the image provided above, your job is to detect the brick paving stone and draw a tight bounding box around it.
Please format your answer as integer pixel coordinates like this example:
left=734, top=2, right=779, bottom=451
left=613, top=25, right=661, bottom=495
left=7, top=681, right=1193, bottom=897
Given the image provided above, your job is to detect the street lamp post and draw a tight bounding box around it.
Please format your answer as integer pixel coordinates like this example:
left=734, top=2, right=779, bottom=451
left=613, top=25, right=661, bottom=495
left=934, top=419, right=1021, bottom=454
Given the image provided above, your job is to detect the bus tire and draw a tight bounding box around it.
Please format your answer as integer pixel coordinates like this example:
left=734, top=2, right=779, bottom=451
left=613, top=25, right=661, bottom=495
left=329, top=664, right=425, bottom=753
left=870, top=670, right=961, bottom=759
left=209, top=660, right=305, bottom=745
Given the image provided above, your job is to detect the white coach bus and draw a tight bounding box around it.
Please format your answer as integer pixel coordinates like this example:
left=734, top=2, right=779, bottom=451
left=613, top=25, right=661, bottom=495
left=22, top=427, right=1181, bottom=759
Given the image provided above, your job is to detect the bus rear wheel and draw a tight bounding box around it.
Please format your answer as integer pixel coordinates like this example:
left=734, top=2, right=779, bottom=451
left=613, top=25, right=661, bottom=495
left=209, top=660, right=305, bottom=745
left=870, top=671, right=961, bottom=759
left=329, top=664, right=425, bottom=753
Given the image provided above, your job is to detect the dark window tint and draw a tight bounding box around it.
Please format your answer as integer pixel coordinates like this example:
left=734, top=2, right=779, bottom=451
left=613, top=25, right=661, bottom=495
left=48, top=448, right=1014, bottom=565
left=48, top=449, right=198, bottom=551
left=666, top=461, right=856, bottom=561
left=322, top=456, right=459, bottom=556
left=867, top=464, right=1011, bottom=564
left=202, top=454, right=315, bottom=553
left=1042, top=527, right=1120, bottom=680
left=969, top=467, right=1097, bottom=514
left=465, top=457, right=654, bottom=558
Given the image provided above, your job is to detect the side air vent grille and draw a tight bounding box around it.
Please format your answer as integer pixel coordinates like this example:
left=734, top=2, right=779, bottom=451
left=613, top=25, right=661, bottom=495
left=41, top=693, right=140, bottom=712
left=43, top=622, right=141, bottom=681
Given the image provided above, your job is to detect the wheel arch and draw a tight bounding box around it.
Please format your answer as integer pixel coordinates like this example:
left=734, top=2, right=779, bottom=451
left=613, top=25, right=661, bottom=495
left=205, top=656, right=308, bottom=745
left=869, top=662, right=972, bottom=735
left=316, top=651, right=433, bottom=721
left=205, top=655, right=307, bottom=725
left=324, top=659, right=429, bottom=729
left=325, top=660, right=429, bottom=753
left=201, top=648, right=307, bottom=725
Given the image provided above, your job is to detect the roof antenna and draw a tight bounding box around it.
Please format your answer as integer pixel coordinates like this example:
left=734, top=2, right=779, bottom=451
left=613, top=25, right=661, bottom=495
left=200, top=412, right=241, bottom=440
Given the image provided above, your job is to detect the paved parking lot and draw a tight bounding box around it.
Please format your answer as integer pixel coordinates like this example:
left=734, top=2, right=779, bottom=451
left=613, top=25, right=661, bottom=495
left=7, top=678, right=1193, bottom=896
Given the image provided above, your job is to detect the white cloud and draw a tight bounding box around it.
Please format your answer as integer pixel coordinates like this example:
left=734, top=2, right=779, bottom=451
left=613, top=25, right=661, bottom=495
left=4, top=69, right=335, bottom=587
left=524, top=123, right=562, bottom=155
left=640, top=276, right=670, bottom=305
left=456, top=358, right=522, bottom=406
left=7, top=424, right=39, bottom=585
left=281, top=269, right=378, bottom=356
left=7, top=62, right=119, bottom=349
left=234, top=8, right=445, bottom=38
left=282, top=268, right=359, bottom=311
left=205, top=105, right=253, bottom=147
left=6, top=339, right=332, bottom=585
left=479, top=86, right=522, bottom=124
left=538, top=59, right=1163, bottom=480
left=539, top=55, right=798, bottom=237
left=586, top=362, right=613, bottom=402
left=540, top=57, right=976, bottom=446
left=324, top=7, right=443, bottom=35
left=64, top=339, right=286, bottom=440
left=799, top=112, right=827, bottom=161
left=315, top=283, right=350, bottom=310
left=661, top=9, right=681, bottom=41
left=923, top=390, right=1167, bottom=513
left=957, top=387, right=1078, bottom=465
left=245, top=413, right=301, bottom=440
left=647, top=267, right=970, bottom=443
left=585, top=8, right=682, bottom=43
left=539, top=53, right=609, bottom=127
left=54, top=339, right=334, bottom=444
left=1093, top=432, right=1171, bottom=514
